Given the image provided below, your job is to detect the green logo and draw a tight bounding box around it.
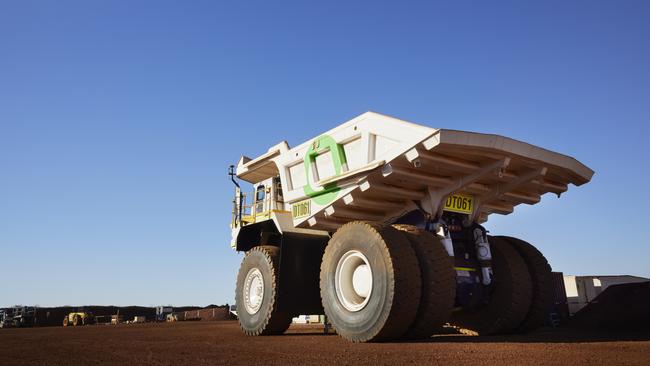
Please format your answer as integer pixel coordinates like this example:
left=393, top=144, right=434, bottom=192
left=303, top=134, right=347, bottom=205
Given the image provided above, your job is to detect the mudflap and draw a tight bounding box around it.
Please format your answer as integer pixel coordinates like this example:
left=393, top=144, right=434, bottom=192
left=277, top=232, right=329, bottom=315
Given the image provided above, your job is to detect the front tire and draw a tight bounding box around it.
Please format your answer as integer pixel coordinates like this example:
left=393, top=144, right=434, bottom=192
left=320, top=222, right=421, bottom=342
left=236, top=245, right=292, bottom=336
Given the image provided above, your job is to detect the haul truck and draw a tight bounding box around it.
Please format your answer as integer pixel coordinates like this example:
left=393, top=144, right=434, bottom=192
left=229, top=111, right=593, bottom=342
left=63, top=311, right=94, bottom=326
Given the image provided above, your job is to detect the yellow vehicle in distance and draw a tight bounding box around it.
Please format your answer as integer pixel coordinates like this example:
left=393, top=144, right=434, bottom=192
left=62, top=312, right=94, bottom=327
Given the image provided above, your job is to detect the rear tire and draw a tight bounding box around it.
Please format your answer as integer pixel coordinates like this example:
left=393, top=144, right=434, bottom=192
left=73, top=315, right=81, bottom=327
left=236, top=245, right=292, bottom=336
left=393, top=225, right=456, bottom=339
left=496, top=235, right=553, bottom=332
left=320, top=222, right=421, bottom=342
left=450, top=236, right=532, bottom=335
left=62, top=317, right=69, bottom=327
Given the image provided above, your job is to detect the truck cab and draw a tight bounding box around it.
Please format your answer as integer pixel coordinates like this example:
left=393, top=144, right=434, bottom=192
left=230, top=175, right=293, bottom=250
left=232, top=176, right=284, bottom=228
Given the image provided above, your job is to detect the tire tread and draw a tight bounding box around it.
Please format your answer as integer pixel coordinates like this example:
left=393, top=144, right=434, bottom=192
left=450, top=237, right=532, bottom=335
left=393, top=224, right=456, bottom=339
left=495, top=235, right=553, bottom=333
left=237, top=245, right=292, bottom=336
left=320, top=221, right=422, bottom=342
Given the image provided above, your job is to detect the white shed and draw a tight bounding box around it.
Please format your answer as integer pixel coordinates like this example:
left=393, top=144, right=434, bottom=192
left=563, top=275, right=650, bottom=314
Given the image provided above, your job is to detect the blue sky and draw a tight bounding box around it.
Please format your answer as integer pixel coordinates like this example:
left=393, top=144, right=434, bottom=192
left=1, top=1, right=649, bottom=307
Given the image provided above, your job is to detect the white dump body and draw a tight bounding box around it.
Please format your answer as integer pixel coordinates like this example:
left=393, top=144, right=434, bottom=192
left=236, top=112, right=593, bottom=232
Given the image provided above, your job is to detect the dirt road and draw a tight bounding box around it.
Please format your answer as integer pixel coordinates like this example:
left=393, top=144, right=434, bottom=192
left=1, top=321, right=649, bottom=365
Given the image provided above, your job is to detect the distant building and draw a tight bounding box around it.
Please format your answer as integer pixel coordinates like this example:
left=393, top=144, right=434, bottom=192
left=563, top=275, right=650, bottom=315
left=292, top=315, right=322, bottom=324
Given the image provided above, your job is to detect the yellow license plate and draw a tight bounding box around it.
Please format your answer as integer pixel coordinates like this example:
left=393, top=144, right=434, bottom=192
left=443, top=194, right=474, bottom=214
left=292, top=199, right=311, bottom=219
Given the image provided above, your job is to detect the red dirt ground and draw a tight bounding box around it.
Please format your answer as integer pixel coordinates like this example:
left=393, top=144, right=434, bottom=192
left=1, top=321, right=649, bottom=365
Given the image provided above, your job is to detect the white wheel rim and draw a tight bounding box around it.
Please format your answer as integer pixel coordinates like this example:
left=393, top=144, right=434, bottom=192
left=335, top=250, right=373, bottom=312
left=243, top=268, right=264, bottom=315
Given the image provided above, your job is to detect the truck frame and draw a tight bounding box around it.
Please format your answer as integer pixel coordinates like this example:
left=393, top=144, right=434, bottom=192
left=229, top=111, right=593, bottom=342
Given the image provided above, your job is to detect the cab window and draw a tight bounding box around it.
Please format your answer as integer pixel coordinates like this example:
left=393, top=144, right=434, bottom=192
left=255, top=185, right=265, bottom=202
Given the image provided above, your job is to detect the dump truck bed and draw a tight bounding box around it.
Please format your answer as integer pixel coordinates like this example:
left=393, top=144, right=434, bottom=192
left=236, top=112, right=593, bottom=231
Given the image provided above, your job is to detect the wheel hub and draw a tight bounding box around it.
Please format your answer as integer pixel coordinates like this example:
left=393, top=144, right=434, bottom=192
left=243, top=268, right=264, bottom=314
left=335, top=250, right=373, bottom=312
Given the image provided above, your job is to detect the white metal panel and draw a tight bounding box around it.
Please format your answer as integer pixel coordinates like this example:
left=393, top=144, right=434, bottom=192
left=315, top=150, right=336, bottom=180
left=288, top=163, right=306, bottom=191
left=374, top=135, right=398, bottom=161
left=343, top=138, right=364, bottom=170
left=563, top=276, right=579, bottom=298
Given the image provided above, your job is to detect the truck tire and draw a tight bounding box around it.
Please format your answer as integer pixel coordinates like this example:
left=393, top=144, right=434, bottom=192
left=450, top=236, right=532, bottom=335
left=320, top=222, right=421, bottom=342
left=73, top=315, right=81, bottom=327
left=63, top=317, right=69, bottom=327
left=236, top=245, right=292, bottom=336
left=496, top=235, right=553, bottom=333
left=392, top=225, right=455, bottom=339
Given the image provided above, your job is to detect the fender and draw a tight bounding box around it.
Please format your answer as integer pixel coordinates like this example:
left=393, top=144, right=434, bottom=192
left=236, top=221, right=328, bottom=315
left=235, top=220, right=281, bottom=252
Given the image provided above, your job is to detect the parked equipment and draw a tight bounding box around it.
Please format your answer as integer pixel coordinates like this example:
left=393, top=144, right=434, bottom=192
left=1, top=306, right=36, bottom=328
left=0, top=309, right=13, bottom=328
left=111, top=315, right=124, bottom=325
left=155, top=306, right=174, bottom=322
left=229, top=111, right=593, bottom=342
left=63, top=312, right=94, bottom=327
left=128, top=316, right=146, bottom=324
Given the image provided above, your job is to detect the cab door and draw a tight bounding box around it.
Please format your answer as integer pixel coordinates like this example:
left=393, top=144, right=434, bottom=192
left=254, top=184, right=266, bottom=215
left=272, top=177, right=284, bottom=211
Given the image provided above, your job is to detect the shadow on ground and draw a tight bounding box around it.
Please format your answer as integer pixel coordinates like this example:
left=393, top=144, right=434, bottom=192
left=285, top=325, right=650, bottom=343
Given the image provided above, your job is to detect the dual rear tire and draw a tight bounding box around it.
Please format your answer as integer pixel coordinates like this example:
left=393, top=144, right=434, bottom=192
left=319, top=222, right=423, bottom=342
left=450, top=235, right=553, bottom=335
left=495, top=235, right=553, bottom=333
left=318, top=222, right=457, bottom=342
left=392, top=225, right=456, bottom=339
left=450, top=236, right=532, bottom=335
